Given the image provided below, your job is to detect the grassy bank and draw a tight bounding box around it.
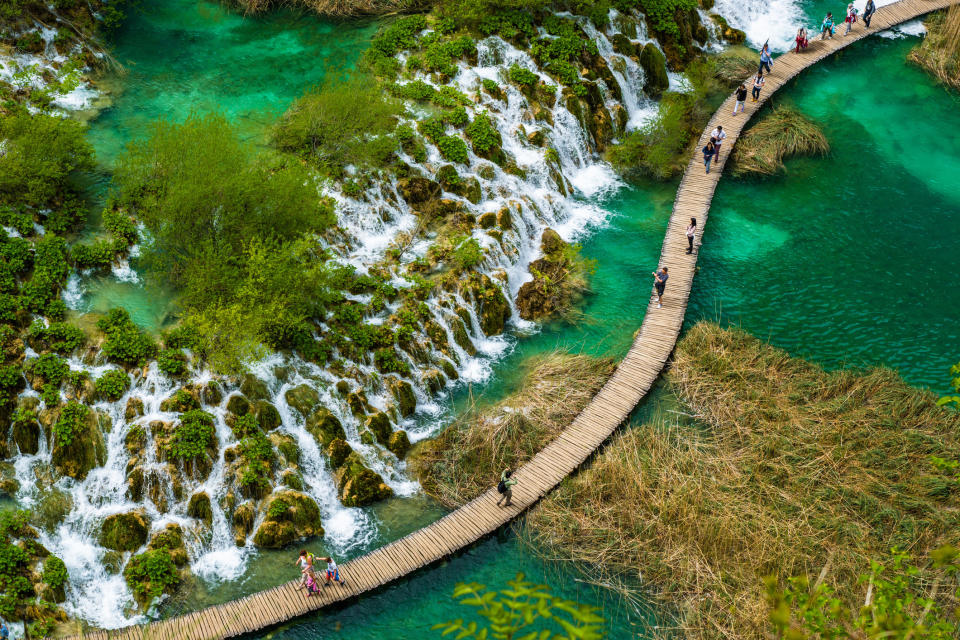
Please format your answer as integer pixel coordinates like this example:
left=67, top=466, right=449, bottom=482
left=411, top=352, right=614, bottom=507
left=909, top=6, right=960, bottom=91
left=525, top=322, right=960, bottom=639
left=730, top=105, right=829, bottom=177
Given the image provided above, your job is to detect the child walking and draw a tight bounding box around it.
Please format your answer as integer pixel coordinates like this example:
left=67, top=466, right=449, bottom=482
left=322, top=556, right=346, bottom=587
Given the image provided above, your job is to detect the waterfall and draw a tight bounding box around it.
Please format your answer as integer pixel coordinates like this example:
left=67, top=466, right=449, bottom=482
left=16, top=8, right=669, bottom=627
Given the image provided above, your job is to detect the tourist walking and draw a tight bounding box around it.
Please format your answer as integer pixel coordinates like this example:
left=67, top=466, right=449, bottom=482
left=710, top=125, right=727, bottom=161
left=863, top=0, right=876, bottom=27
left=686, top=218, right=697, bottom=254
left=1, top=620, right=9, bottom=640
left=652, top=266, right=668, bottom=308
left=795, top=27, right=809, bottom=53
left=733, top=83, right=747, bottom=115
left=295, top=549, right=317, bottom=591
left=844, top=3, right=858, bottom=35
left=821, top=12, right=835, bottom=39
left=322, top=556, right=346, bottom=586
left=758, top=42, right=773, bottom=73
left=751, top=70, right=765, bottom=102
left=702, top=139, right=716, bottom=174
left=496, top=469, right=517, bottom=506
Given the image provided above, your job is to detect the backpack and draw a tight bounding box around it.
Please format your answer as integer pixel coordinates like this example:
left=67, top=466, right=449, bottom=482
left=497, top=480, right=507, bottom=493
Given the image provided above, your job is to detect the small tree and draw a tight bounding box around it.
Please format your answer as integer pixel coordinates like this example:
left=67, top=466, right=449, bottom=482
left=433, top=573, right=606, bottom=640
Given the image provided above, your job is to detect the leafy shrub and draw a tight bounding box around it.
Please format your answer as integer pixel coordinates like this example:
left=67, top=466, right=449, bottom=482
left=423, top=35, right=477, bottom=77
left=0, top=234, right=32, bottom=274
left=157, top=349, right=188, bottom=378
left=266, top=497, right=291, bottom=521
left=374, top=347, right=410, bottom=374
left=436, top=136, right=470, bottom=163
left=370, top=15, right=426, bottom=58
left=53, top=401, right=89, bottom=447
left=102, top=207, right=137, bottom=244
left=94, top=369, right=129, bottom=401
left=452, top=238, right=484, bottom=270
left=28, top=320, right=85, bottom=354
left=97, top=308, right=156, bottom=367
left=71, top=239, right=121, bottom=270
left=123, top=549, right=180, bottom=601
left=166, top=410, right=215, bottom=460
left=42, top=556, right=68, bottom=589
left=162, top=325, right=203, bottom=352
left=29, top=353, right=70, bottom=405
left=465, top=111, right=502, bottom=156
left=509, top=64, right=538, bottom=86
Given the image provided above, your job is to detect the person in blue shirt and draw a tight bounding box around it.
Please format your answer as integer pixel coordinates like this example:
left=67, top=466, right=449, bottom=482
left=1, top=621, right=10, bottom=640
left=702, top=139, right=716, bottom=175
left=759, top=43, right=773, bottom=73
left=821, top=12, right=835, bottom=39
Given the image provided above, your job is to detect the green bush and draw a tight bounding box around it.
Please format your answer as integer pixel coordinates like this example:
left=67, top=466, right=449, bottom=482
left=509, top=64, right=538, bottom=86
left=166, top=410, right=215, bottom=460
left=102, top=208, right=137, bottom=244
left=96, top=308, right=156, bottom=367
left=28, top=320, right=85, bottom=354
left=453, top=237, right=484, bottom=270
left=273, top=77, right=401, bottom=176
left=465, top=111, right=502, bottom=156
left=436, top=136, right=470, bottom=163
left=71, top=239, right=121, bottom=270
left=123, top=549, right=180, bottom=601
left=436, top=0, right=549, bottom=28
left=53, top=401, right=89, bottom=448
left=374, top=347, right=410, bottom=374
left=42, top=556, right=68, bottom=589
left=157, top=349, right=188, bottom=378
left=370, top=15, right=427, bottom=58
left=0, top=111, right=93, bottom=210
left=94, top=369, right=129, bottom=401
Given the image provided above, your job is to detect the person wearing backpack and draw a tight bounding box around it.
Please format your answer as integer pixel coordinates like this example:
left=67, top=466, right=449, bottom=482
left=294, top=549, right=317, bottom=591
left=496, top=469, right=517, bottom=507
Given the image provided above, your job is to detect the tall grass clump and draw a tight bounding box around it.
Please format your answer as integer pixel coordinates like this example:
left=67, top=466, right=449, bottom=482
left=412, top=352, right=615, bottom=507
left=909, top=6, right=960, bottom=91
left=730, top=105, right=829, bottom=177
left=713, top=46, right=760, bottom=87
left=526, top=322, right=960, bottom=640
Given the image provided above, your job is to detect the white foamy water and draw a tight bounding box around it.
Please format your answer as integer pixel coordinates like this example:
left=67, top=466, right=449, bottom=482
left=14, top=7, right=739, bottom=628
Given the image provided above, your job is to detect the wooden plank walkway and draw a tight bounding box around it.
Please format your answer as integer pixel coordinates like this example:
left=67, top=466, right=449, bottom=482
left=70, top=2, right=956, bottom=637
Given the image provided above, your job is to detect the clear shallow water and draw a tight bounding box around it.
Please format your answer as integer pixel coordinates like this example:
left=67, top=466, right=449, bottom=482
left=688, top=36, right=960, bottom=393
left=42, top=0, right=958, bottom=633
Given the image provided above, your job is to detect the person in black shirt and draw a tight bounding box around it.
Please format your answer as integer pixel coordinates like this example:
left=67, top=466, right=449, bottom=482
left=652, top=267, right=668, bottom=309
left=734, top=83, right=748, bottom=115
left=863, top=0, right=876, bottom=27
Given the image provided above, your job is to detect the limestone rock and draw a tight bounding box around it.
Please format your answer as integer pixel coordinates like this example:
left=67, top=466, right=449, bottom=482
left=252, top=490, right=324, bottom=549
left=335, top=453, right=394, bottom=507
left=388, top=430, right=411, bottom=459
left=639, top=43, right=669, bottom=97
left=388, top=377, right=417, bottom=418
left=365, top=411, right=393, bottom=447
left=327, top=438, right=353, bottom=469
left=284, top=384, right=319, bottom=417
left=305, top=407, right=345, bottom=447
left=187, top=492, right=213, bottom=526
left=99, top=510, right=149, bottom=552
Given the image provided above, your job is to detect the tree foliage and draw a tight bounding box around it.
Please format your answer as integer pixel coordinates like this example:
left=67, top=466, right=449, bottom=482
left=433, top=573, right=607, bottom=640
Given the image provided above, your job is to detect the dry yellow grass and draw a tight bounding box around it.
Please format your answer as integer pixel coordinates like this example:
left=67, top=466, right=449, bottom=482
left=411, top=351, right=615, bottom=508
left=910, top=6, right=960, bottom=90
left=525, top=322, right=960, bottom=639
left=730, top=105, right=829, bottom=176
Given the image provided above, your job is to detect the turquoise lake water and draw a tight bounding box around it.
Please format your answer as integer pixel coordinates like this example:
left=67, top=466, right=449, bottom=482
left=64, top=1, right=960, bottom=635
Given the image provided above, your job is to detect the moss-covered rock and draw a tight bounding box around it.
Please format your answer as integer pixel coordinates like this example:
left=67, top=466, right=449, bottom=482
left=327, top=438, right=353, bottom=469
left=50, top=404, right=107, bottom=480
left=124, top=397, right=144, bottom=421
left=99, top=510, right=149, bottom=552
left=159, top=388, right=200, bottom=413
left=240, top=374, right=270, bottom=401
left=252, top=490, right=324, bottom=548
left=397, top=176, right=442, bottom=205
left=335, top=453, right=394, bottom=507
left=464, top=274, right=510, bottom=336
left=254, top=400, right=282, bottom=431
left=32, top=488, right=73, bottom=531
left=225, top=393, right=251, bottom=417
left=284, top=384, right=319, bottom=417
left=123, top=547, right=183, bottom=611
left=365, top=411, right=393, bottom=446
left=388, top=377, right=416, bottom=418
left=305, top=407, right=345, bottom=447
left=640, top=43, right=669, bottom=97
left=201, top=380, right=223, bottom=406
left=187, top=492, right=212, bottom=526
left=281, top=469, right=304, bottom=491
left=0, top=463, right=19, bottom=496
left=12, top=408, right=41, bottom=455
left=232, top=501, right=256, bottom=545
left=148, top=523, right=189, bottom=566
left=388, top=430, right=411, bottom=459
left=270, top=432, right=301, bottom=466
left=611, top=33, right=639, bottom=57
left=478, top=212, right=497, bottom=229
left=422, top=369, right=446, bottom=395
left=710, top=14, right=746, bottom=44
left=347, top=389, right=371, bottom=416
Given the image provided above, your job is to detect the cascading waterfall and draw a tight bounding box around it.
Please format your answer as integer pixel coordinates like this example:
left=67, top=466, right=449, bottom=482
left=10, top=8, right=683, bottom=627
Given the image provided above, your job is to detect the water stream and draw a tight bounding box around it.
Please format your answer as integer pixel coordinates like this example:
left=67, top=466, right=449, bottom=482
left=3, top=0, right=958, bottom=634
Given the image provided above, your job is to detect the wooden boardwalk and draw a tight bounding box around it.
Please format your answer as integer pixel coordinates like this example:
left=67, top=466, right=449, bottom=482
left=71, top=2, right=955, bottom=638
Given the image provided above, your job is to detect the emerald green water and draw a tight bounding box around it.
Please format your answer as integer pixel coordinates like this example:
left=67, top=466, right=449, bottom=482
left=65, top=1, right=960, bottom=634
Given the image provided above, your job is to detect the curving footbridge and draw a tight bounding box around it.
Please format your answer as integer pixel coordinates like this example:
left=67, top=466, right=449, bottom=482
left=70, top=1, right=956, bottom=638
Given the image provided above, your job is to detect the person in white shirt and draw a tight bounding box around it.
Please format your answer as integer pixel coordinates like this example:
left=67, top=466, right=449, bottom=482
left=686, top=217, right=697, bottom=254
left=710, top=126, right=727, bottom=161
left=323, top=556, right=346, bottom=586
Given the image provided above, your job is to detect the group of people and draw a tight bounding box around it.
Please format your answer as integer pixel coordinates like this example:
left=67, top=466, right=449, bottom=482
left=817, top=0, right=876, bottom=41
left=295, top=550, right=346, bottom=596
left=701, top=125, right=727, bottom=174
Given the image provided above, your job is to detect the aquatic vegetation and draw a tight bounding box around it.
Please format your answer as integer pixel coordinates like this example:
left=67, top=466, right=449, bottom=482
left=526, top=323, right=960, bottom=640
left=96, top=308, right=157, bottom=367
left=164, top=410, right=217, bottom=461
left=412, top=352, right=614, bottom=507
left=94, top=369, right=129, bottom=401
left=730, top=105, right=829, bottom=176
left=909, top=6, right=960, bottom=91
left=514, top=229, right=595, bottom=321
